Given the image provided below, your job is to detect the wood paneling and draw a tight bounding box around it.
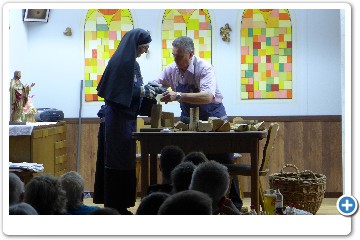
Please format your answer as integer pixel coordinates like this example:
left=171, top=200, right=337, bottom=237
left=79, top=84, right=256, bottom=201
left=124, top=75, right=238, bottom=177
left=65, top=116, right=343, bottom=195
left=66, top=120, right=100, bottom=191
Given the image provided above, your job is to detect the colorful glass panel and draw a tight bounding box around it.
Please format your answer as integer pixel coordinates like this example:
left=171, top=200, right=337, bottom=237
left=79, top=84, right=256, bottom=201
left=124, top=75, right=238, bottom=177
left=241, top=9, right=292, bottom=99
left=162, top=9, right=212, bottom=70
left=84, top=9, right=133, bottom=102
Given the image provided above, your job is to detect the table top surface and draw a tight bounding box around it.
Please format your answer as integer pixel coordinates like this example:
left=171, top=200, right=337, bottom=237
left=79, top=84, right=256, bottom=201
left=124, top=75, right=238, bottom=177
left=9, top=122, right=64, bottom=136
left=133, top=130, right=267, bottom=138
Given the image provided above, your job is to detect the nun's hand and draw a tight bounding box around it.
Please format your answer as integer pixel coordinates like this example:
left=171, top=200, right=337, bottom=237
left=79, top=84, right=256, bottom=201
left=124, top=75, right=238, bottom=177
left=142, top=84, right=156, bottom=99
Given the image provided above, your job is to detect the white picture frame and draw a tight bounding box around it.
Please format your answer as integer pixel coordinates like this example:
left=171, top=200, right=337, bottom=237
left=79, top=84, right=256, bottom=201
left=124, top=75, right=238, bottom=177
left=23, top=9, right=50, bottom=22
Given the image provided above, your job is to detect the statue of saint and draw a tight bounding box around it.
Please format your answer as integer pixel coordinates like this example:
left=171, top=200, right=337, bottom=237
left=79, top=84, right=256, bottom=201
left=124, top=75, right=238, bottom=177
left=10, top=71, right=35, bottom=122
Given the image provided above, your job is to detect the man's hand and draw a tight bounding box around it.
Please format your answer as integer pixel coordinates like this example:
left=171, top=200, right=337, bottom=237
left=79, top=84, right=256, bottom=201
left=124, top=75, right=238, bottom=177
left=160, top=91, right=177, bottom=103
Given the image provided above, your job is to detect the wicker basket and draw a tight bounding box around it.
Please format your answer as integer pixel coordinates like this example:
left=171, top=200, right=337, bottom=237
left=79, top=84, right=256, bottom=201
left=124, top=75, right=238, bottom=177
left=269, top=164, right=326, bottom=214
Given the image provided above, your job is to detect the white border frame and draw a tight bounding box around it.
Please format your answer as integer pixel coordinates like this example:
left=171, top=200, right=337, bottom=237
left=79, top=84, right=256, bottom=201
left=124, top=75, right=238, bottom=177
left=2, top=2, right=353, bottom=237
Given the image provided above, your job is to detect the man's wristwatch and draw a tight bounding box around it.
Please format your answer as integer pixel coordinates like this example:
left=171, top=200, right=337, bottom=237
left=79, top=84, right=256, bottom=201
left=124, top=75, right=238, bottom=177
left=175, top=92, right=182, bottom=101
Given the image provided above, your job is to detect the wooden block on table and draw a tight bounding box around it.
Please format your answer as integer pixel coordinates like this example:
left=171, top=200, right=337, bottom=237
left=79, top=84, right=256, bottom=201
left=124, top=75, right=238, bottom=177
left=233, top=124, right=249, bottom=132
left=217, top=122, right=231, bottom=132
left=174, top=121, right=188, bottom=131
left=161, top=112, right=174, bottom=127
left=209, top=118, right=224, bottom=131
left=232, top=116, right=244, bottom=124
left=253, top=121, right=266, bottom=131
left=189, top=107, right=199, bottom=131
left=198, top=121, right=213, bottom=132
left=150, top=104, right=162, bottom=128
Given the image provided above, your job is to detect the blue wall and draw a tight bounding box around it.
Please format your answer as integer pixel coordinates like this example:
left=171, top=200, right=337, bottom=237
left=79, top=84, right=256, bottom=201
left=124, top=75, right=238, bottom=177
left=8, top=9, right=342, bottom=118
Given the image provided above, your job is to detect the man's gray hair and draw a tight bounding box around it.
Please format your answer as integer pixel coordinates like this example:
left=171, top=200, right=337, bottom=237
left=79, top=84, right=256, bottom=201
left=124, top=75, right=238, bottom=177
left=172, top=36, right=194, bottom=53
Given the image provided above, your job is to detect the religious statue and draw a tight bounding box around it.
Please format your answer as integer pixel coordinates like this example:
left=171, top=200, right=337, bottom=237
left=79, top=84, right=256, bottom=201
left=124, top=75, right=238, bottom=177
left=23, top=95, right=37, bottom=122
left=220, top=23, right=232, bottom=42
left=10, top=71, right=35, bottom=122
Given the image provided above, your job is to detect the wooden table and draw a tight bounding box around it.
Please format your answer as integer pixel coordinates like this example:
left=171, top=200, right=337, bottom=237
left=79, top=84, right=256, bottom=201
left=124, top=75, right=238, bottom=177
left=132, top=130, right=267, bottom=212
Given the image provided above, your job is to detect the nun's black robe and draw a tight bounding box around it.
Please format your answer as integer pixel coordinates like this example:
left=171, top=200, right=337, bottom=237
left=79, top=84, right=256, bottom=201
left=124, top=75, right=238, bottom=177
left=94, top=28, right=151, bottom=213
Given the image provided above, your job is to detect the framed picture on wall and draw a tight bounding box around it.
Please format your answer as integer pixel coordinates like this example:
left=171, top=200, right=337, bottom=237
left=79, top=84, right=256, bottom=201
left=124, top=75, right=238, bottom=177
left=23, top=9, right=50, bottom=22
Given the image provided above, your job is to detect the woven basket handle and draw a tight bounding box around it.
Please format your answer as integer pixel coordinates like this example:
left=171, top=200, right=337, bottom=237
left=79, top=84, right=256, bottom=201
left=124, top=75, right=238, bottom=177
left=301, top=170, right=320, bottom=183
left=280, top=164, right=300, bottom=174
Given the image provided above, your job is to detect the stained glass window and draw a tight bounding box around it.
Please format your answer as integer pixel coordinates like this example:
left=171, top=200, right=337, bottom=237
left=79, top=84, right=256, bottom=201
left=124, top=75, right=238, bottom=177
left=84, top=9, right=133, bottom=102
left=162, top=9, right=212, bottom=70
left=241, top=9, right=292, bottom=99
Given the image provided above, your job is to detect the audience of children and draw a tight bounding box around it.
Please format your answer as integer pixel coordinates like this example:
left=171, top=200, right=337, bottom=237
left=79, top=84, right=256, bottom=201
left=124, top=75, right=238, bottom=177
left=9, top=145, right=245, bottom=215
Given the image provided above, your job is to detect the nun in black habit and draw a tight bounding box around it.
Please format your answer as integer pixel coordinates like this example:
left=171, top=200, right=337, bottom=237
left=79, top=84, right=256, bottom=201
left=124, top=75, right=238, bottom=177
left=96, top=28, right=160, bottom=214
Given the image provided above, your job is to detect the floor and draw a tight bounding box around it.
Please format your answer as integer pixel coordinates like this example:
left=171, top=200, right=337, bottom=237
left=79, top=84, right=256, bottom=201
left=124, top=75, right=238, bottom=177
left=84, top=197, right=340, bottom=215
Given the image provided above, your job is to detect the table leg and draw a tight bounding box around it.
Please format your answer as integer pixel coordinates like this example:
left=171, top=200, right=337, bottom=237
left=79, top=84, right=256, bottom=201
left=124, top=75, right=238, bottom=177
left=140, top=150, right=149, bottom=197
left=149, top=154, right=158, bottom=185
left=250, top=141, right=260, bottom=213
